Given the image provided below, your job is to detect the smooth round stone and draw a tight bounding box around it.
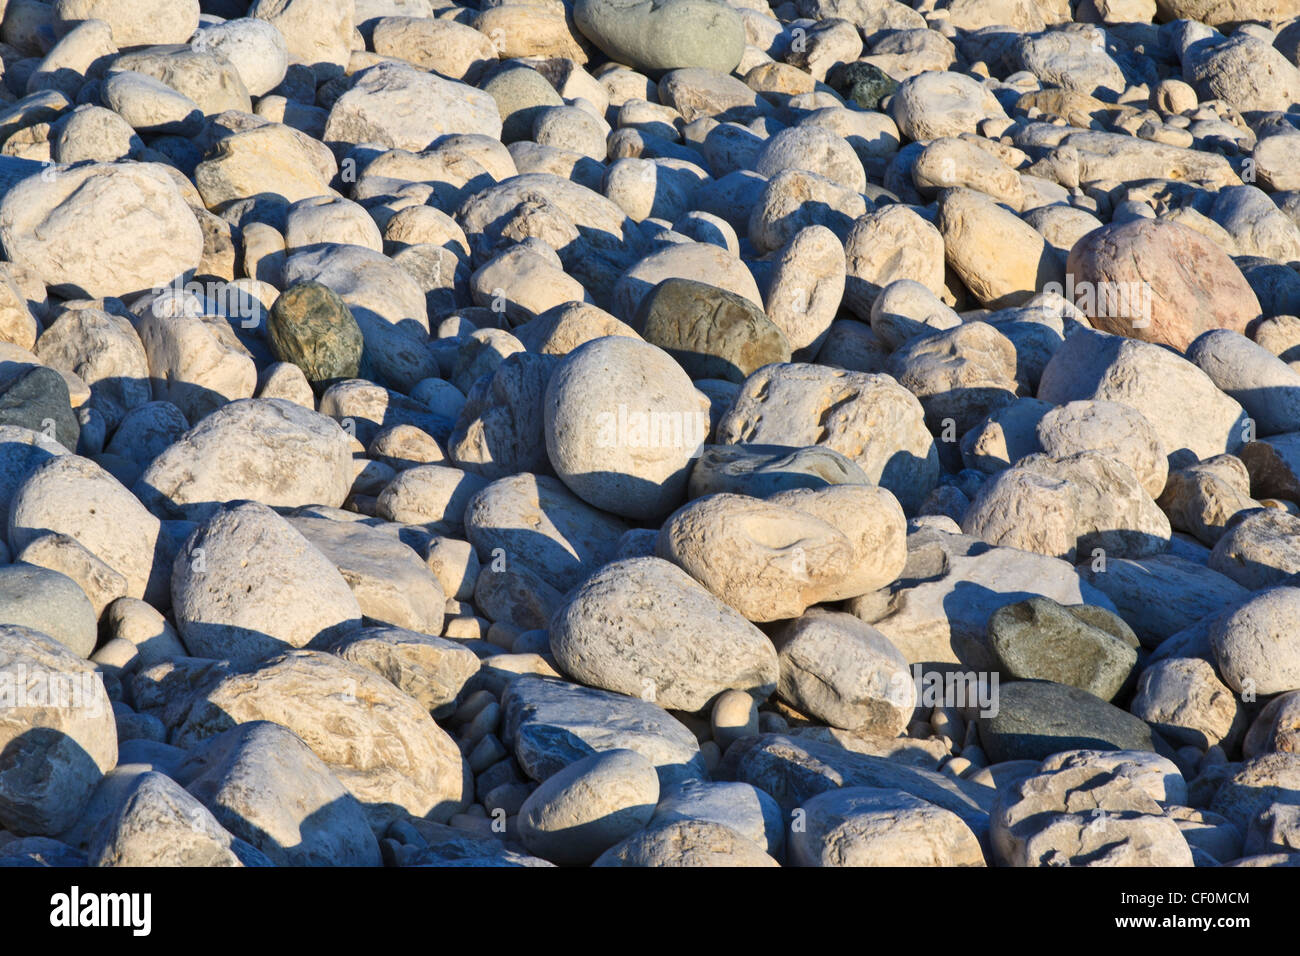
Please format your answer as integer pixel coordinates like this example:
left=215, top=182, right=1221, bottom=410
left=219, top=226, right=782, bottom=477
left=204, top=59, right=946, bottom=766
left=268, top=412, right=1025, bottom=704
left=711, top=689, right=758, bottom=752
left=0, top=564, right=97, bottom=658
left=574, top=0, right=746, bottom=76
left=977, top=680, right=1160, bottom=764
left=0, top=365, right=79, bottom=452
left=1210, top=587, right=1300, bottom=697
left=636, top=278, right=791, bottom=383
left=544, top=336, right=710, bottom=521
left=267, top=281, right=364, bottom=385
left=517, top=748, right=659, bottom=865
left=790, top=786, right=986, bottom=867
left=987, top=597, right=1139, bottom=702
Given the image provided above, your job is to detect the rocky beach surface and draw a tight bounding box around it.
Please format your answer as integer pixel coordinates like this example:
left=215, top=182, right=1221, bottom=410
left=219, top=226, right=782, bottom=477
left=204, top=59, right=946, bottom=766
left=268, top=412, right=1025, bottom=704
left=0, top=0, right=1298, bottom=868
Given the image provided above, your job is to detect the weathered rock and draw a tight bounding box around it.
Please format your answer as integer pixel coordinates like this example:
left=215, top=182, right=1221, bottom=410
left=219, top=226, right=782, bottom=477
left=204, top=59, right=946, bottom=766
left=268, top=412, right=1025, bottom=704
left=977, top=680, right=1161, bottom=764
left=267, top=281, right=365, bottom=384
left=170, top=502, right=363, bottom=666
left=790, top=786, right=986, bottom=867
left=172, top=649, right=471, bottom=831
left=0, top=626, right=116, bottom=835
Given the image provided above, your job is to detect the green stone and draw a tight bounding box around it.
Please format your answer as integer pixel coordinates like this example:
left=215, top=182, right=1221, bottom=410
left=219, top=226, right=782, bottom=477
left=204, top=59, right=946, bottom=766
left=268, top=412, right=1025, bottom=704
left=987, top=597, right=1139, bottom=701
left=636, top=278, right=791, bottom=383
left=829, top=61, right=898, bottom=111
left=977, top=680, right=1161, bottom=764
left=268, top=281, right=364, bottom=384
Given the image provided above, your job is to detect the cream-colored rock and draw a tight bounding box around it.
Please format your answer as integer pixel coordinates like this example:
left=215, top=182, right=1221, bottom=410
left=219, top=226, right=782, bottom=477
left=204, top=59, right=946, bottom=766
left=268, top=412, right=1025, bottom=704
left=937, top=187, right=1061, bottom=310
left=172, top=649, right=470, bottom=829
left=544, top=337, right=710, bottom=520
left=170, top=502, right=362, bottom=666
left=1210, top=587, right=1300, bottom=697
left=371, top=16, right=497, bottom=82
left=15, top=533, right=128, bottom=619
left=890, top=71, right=1009, bottom=141
left=764, top=225, right=845, bottom=359
left=136, top=303, right=257, bottom=425
left=655, top=493, right=856, bottom=622
left=1036, top=399, right=1167, bottom=500
left=613, top=242, right=761, bottom=325
left=716, top=363, right=939, bottom=513
left=0, top=162, right=202, bottom=299
left=376, top=464, right=488, bottom=536
left=251, top=0, right=355, bottom=80
left=136, top=398, right=354, bottom=521
left=914, top=137, right=1024, bottom=209
left=549, top=556, right=780, bottom=711
left=192, top=17, right=290, bottom=97
left=54, top=0, right=199, bottom=47
left=843, top=204, right=946, bottom=319
left=749, top=168, right=867, bottom=255
left=195, top=124, right=337, bottom=207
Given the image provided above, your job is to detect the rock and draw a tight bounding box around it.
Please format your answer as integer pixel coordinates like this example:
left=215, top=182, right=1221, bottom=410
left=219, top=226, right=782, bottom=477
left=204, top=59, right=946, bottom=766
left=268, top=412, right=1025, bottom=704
left=15, top=533, right=128, bottom=619
left=172, top=649, right=471, bottom=831
left=170, top=502, right=362, bottom=666
left=195, top=123, right=335, bottom=207
left=574, top=0, right=746, bottom=75
left=544, top=336, right=710, bottom=521
left=1243, top=692, right=1300, bottom=759
left=593, top=818, right=779, bottom=866
left=0, top=162, right=202, bottom=299
left=790, top=786, right=986, bottom=867
left=192, top=17, right=289, bottom=98
left=463, top=472, right=629, bottom=594
left=287, top=515, right=445, bottom=635
left=716, top=363, right=938, bottom=513
left=501, top=675, right=705, bottom=786
left=1080, top=553, right=1251, bottom=648
left=1210, top=587, right=1300, bottom=697
left=763, top=225, right=846, bottom=358
left=372, top=17, right=496, bottom=83
left=1187, top=330, right=1300, bottom=438
left=718, top=732, right=992, bottom=842
left=988, top=597, right=1138, bottom=702
left=549, top=557, right=779, bottom=711
left=267, top=281, right=365, bottom=385
left=828, top=60, right=899, bottom=110
left=765, top=483, right=908, bottom=597
left=850, top=525, right=1116, bottom=670
left=962, top=451, right=1170, bottom=563
left=635, top=278, right=790, bottom=383
left=890, top=71, right=1009, bottom=141
left=136, top=398, right=354, bottom=520
left=1038, top=327, right=1250, bottom=467
left=135, top=298, right=257, bottom=423
left=992, top=760, right=1193, bottom=867
left=775, top=609, right=914, bottom=736
left=1210, top=509, right=1300, bottom=590
left=686, top=443, right=871, bottom=499
left=1210, top=753, right=1300, bottom=855
left=977, top=680, right=1161, bottom=764
left=749, top=168, right=867, bottom=255
left=109, top=46, right=251, bottom=115
left=0, top=626, right=116, bottom=835
left=319, top=625, right=478, bottom=717
left=1131, top=657, right=1245, bottom=752
left=172, top=720, right=381, bottom=866
left=1036, top=399, right=1167, bottom=500
left=54, top=0, right=198, bottom=48
left=887, top=321, right=1019, bottom=436
left=652, top=778, right=782, bottom=856
left=10, top=454, right=170, bottom=606
left=656, top=494, right=857, bottom=621
left=318, top=379, right=453, bottom=446
left=33, top=307, right=149, bottom=432
left=517, top=748, right=659, bottom=864
left=0, top=365, right=79, bottom=452
left=869, top=279, right=961, bottom=353
left=325, top=61, right=502, bottom=151
left=1064, top=219, right=1259, bottom=351
left=88, top=770, right=266, bottom=867
left=250, top=0, right=355, bottom=81
left=0, top=564, right=96, bottom=658
left=843, top=205, right=946, bottom=320
left=1157, top=455, right=1259, bottom=547
left=938, top=187, right=1062, bottom=310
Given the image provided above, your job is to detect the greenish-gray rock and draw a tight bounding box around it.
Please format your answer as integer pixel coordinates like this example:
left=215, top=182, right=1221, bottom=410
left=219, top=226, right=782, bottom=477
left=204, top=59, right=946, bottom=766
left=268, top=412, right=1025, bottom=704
left=636, top=278, right=791, bottom=383
left=0, top=366, right=79, bottom=452
left=574, top=0, right=745, bottom=76
left=267, top=281, right=364, bottom=384
left=828, top=62, right=899, bottom=111
left=988, top=597, right=1139, bottom=702
left=978, top=680, right=1161, bottom=763
left=481, top=64, right=564, bottom=145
